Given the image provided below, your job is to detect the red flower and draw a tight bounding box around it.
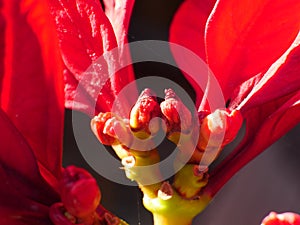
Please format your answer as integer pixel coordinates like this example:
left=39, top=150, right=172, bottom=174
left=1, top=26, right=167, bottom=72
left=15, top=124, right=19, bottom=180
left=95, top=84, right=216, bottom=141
left=44, top=0, right=300, bottom=223
left=0, top=0, right=125, bottom=224
left=170, top=0, right=300, bottom=196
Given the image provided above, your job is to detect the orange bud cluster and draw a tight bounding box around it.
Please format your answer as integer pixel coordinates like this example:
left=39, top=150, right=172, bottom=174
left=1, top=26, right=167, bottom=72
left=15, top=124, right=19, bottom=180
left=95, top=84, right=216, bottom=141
left=91, top=88, right=243, bottom=166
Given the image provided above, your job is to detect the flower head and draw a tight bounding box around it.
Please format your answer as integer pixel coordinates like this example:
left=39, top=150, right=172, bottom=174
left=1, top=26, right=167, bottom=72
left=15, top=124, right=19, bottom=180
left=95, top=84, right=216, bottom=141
left=29, top=0, right=300, bottom=224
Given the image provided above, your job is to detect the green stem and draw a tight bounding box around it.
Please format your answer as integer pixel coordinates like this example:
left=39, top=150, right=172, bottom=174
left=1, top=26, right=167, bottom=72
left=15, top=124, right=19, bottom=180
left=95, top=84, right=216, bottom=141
left=143, top=185, right=211, bottom=225
left=153, top=213, right=193, bottom=225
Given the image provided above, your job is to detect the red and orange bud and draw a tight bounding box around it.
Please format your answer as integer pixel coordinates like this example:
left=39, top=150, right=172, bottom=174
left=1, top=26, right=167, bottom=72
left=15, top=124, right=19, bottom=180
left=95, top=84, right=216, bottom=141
left=49, top=202, right=78, bottom=225
left=60, top=166, right=101, bottom=219
left=261, top=212, right=300, bottom=225
left=130, top=88, right=161, bottom=135
left=198, top=109, right=243, bottom=149
left=91, top=112, right=132, bottom=146
left=160, top=89, right=192, bottom=133
left=223, top=109, right=243, bottom=145
left=91, top=112, right=116, bottom=145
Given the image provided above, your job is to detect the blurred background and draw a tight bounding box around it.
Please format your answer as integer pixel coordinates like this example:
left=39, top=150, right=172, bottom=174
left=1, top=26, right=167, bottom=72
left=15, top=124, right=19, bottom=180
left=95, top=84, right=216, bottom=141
left=63, top=1, right=300, bottom=224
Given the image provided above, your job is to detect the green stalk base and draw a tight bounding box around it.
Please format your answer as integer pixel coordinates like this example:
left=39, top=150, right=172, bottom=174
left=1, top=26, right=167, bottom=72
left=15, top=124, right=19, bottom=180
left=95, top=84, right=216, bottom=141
left=143, top=191, right=211, bottom=225
left=153, top=213, right=192, bottom=225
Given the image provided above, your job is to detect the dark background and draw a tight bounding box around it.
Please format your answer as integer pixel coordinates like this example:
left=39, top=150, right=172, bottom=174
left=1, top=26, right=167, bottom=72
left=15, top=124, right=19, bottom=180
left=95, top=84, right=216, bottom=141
left=63, top=1, right=300, bottom=224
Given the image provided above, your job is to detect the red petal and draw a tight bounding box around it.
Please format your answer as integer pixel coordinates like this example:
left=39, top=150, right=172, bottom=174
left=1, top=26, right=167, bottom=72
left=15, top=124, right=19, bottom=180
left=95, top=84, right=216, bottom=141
left=206, top=0, right=300, bottom=99
left=206, top=91, right=300, bottom=196
left=0, top=0, right=64, bottom=178
left=169, top=0, right=215, bottom=106
left=0, top=109, right=59, bottom=224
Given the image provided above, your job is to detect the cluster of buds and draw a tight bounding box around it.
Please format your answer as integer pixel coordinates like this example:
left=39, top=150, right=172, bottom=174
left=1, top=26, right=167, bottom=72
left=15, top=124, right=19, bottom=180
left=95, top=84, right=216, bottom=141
left=49, top=166, right=125, bottom=225
left=91, top=88, right=243, bottom=224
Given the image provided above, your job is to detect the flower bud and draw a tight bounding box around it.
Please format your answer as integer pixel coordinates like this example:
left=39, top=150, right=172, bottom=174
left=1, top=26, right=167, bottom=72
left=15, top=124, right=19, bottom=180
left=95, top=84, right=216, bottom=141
left=160, top=89, right=192, bottom=134
left=91, top=112, right=132, bottom=146
left=129, top=88, right=161, bottom=136
left=261, top=212, right=300, bottom=225
left=198, top=109, right=243, bottom=149
left=60, top=166, right=101, bottom=219
left=49, top=202, right=78, bottom=225
left=91, top=112, right=116, bottom=145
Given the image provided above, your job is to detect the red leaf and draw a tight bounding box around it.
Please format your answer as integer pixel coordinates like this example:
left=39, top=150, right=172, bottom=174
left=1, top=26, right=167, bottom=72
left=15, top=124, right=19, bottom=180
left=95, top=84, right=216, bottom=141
left=169, top=0, right=215, bottom=106
left=0, top=109, right=58, bottom=225
left=0, top=0, right=64, bottom=179
left=206, top=0, right=300, bottom=100
left=206, top=91, right=300, bottom=196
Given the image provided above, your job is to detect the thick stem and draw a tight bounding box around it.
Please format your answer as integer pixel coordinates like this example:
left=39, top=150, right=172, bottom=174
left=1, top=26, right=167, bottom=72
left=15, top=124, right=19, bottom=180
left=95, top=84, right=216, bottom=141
left=143, top=184, right=211, bottom=225
left=153, top=213, right=193, bottom=225
left=112, top=143, right=163, bottom=197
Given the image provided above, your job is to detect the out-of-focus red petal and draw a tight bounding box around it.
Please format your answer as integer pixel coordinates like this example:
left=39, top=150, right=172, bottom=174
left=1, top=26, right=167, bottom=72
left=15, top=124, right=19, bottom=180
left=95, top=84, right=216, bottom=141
left=0, top=0, right=4, bottom=79
left=0, top=109, right=59, bottom=224
left=0, top=0, right=64, bottom=179
left=206, top=0, right=300, bottom=100
left=169, top=0, right=215, bottom=106
left=205, top=91, right=300, bottom=196
left=230, top=34, right=300, bottom=111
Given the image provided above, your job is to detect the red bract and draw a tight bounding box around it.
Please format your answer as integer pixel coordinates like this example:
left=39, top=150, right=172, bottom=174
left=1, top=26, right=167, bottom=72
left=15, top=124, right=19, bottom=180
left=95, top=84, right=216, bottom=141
left=0, top=0, right=124, bottom=224
left=0, top=0, right=64, bottom=182
left=170, top=0, right=300, bottom=196
left=0, top=0, right=63, bottom=223
left=0, top=108, right=59, bottom=225
left=49, top=0, right=137, bottom=117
